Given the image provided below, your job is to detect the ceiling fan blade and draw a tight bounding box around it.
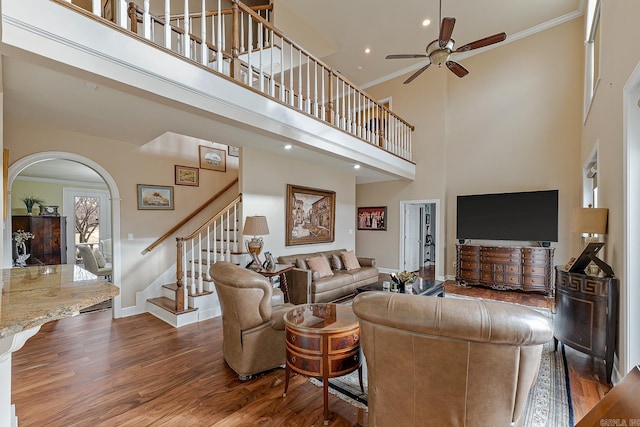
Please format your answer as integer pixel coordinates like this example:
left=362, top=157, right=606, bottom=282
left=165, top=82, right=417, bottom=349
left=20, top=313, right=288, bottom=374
left=403, top=64, right=431, bottom=84
left=385, top=54, right=428, bottom=60
left=455, top=32, right=507, bottom=53
left=439, top=17, right=456, bottom=48
left=446, top=61, right=469, bottom=78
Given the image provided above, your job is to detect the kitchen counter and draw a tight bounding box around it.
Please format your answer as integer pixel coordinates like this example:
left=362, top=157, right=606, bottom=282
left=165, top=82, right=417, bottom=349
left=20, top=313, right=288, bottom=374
left=1, top=264, right=119, bottom=338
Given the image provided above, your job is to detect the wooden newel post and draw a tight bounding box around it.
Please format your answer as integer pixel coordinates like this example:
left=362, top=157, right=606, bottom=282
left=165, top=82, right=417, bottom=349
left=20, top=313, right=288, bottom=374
left=175, top=238, right=185, bottom=311
left=231, top=1, right=241, bottom=81
left=128, top=2, right=138, bottom=33
left=326, top=69, right=334, bottom=125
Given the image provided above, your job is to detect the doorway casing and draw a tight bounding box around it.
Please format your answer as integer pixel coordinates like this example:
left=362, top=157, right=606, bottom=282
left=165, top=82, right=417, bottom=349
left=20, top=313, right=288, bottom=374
left=399, top=199, right=443, bottom=281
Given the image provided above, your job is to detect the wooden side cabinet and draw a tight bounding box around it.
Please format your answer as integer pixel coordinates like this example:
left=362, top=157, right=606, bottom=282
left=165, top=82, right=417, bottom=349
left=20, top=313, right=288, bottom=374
left=554, top=267, right=618, bottom=383
left=12, top=215, right=67, bottom=265
left=455, top=244, right=554, bottom=295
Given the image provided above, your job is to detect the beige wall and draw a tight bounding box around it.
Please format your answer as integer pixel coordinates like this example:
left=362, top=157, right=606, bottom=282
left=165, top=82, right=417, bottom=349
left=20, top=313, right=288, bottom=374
left=241, top=147, right=356, bottom=260
left=5, top=118, right=239, bottom=307
left=358, top=18, right=584, bottom=275
left=11, top=179, right=105, bottom=216
left=582, top=0, right=640, bottom=375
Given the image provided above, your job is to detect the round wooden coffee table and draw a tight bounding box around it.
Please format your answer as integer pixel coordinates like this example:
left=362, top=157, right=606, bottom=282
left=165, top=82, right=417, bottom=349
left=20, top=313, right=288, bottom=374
left=282, top=303, right=363, bottom=425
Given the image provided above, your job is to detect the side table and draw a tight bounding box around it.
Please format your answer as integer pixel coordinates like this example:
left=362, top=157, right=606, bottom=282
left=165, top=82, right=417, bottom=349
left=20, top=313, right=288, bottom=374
left=256, top=263, right=294, bottom=303
left=283, top=303, right=363, bottom=425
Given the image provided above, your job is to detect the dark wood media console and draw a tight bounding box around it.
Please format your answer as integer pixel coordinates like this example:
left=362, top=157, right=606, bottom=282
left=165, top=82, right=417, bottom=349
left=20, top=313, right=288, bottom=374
left=455, top=244, right=555, bottom=296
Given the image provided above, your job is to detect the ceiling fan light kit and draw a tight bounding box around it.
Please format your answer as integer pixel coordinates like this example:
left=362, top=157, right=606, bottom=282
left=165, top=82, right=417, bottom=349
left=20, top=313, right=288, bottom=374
left=386, top=1, right=506, bottom=83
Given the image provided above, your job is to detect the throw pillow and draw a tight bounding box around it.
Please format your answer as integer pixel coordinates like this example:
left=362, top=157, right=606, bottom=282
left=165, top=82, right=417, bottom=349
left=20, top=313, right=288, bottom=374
left=306, top=255, right=333, bottom=278
left=341, top=250, right=361, bottom=270
left=296, top=258, right=308, bottom=270
left=331, top=254, right=343, bottom=270
left=94, top=250, right=106, bottom=268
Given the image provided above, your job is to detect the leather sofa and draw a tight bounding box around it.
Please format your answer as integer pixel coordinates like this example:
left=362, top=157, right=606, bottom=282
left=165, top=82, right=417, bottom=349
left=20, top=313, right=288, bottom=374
left=210, top=261, right=295, bottom=380
left=352, top=292, right=553, bottom=427
left=277, top=249, right=378, bottom=304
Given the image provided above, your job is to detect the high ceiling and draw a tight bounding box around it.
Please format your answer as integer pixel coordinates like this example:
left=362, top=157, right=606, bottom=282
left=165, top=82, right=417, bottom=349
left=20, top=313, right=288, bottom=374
left=6, top=0, right=585, bottom=183
left=279, top=0, right=584, bottom=87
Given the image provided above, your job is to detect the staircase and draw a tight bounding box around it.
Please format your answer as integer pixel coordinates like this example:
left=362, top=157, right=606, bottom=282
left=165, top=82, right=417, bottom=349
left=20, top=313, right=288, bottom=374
left=146, top=194, right=247, bottom=327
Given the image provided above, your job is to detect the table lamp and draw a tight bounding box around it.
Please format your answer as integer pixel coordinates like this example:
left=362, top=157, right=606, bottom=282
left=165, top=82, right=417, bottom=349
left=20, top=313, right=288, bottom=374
left=570, top=206, right=608, bottom=246
left=242, top=215, right=270, bottom=255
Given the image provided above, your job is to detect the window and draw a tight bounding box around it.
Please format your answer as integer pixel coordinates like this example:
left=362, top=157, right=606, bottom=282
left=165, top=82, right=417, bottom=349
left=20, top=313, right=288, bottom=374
left=584, top=0, right=601, bottom=121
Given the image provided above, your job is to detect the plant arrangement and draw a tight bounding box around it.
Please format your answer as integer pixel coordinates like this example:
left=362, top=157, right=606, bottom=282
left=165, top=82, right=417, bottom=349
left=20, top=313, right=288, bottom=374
left=21, top=194, right=45, bottom=214
left=389, top=270, right=418, bottom=292
left=14, top=229, right=35, bottom=245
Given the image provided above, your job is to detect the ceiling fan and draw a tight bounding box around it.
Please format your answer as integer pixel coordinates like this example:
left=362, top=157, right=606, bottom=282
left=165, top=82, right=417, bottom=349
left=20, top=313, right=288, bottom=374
left=385, top=0, right=507, bottom=83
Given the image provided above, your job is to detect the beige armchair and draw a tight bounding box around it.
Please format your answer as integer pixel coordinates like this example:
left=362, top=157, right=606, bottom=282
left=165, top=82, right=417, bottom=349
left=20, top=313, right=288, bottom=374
left=210, top=261, right=295, bottom=380
left=352, top=292, right=553, bottom=427
left=77, top=245, right=112, bottom=280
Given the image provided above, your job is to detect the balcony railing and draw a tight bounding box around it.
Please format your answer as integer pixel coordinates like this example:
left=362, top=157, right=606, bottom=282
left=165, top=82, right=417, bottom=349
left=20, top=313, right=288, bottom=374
left=63, top=0, right=415, bottom=161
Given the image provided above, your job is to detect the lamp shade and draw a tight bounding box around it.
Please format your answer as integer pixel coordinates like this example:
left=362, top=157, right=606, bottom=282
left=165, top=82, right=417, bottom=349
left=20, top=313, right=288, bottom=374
left=570, top=207, right=608, bottom=234
left=242, top=215, right=270, bottom=236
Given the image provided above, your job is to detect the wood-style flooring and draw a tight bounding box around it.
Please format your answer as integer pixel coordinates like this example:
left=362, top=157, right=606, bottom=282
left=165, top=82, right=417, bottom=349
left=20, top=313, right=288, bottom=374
left=11, top=267, right=611, bottom=426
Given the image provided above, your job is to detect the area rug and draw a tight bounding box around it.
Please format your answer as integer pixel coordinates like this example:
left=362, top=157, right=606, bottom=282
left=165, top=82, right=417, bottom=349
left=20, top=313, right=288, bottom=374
left=311, top=296, right=574, bottom=426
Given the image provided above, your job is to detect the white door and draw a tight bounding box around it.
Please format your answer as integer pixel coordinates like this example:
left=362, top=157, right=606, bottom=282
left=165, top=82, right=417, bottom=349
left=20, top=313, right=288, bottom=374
left=404, top=204, right=421, bottom=272
left=63, top=188, right=111, bottom=264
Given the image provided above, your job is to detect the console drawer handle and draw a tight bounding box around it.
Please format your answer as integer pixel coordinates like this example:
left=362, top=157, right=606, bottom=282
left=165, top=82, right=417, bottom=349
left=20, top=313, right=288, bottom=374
left=291, top=335, right=296, bottom=341
left=291, top=356, right=297, bottom=363
left=353, top=334, right=359, bottom=341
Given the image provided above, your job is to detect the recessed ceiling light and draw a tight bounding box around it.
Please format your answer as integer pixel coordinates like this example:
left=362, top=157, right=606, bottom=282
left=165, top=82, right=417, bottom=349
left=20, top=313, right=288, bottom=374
left=422, top=19, right=431, bottom=27
left=364, top=48, right=371, bottom=54
left=354, top=164, right=361, bottom=169
left=284, top=144, right=293, bottom=150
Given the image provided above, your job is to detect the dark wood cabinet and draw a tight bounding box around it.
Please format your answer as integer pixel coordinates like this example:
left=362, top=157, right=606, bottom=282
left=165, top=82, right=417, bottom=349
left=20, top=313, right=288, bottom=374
left=554, top=267, right=618, bottom=383
left=456, top=244, right=554, bottom=295
left=12, top=215, right=67, bottom=265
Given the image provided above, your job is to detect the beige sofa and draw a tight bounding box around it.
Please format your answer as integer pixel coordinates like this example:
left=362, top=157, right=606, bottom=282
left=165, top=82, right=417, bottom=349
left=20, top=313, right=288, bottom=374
left=353, top=292, right=553, bottom=427
left=278, top=249, right=378, bottom=304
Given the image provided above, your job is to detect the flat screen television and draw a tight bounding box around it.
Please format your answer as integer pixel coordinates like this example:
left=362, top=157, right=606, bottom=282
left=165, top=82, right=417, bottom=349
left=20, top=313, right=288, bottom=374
left=456, top=190, right=559, bottom=243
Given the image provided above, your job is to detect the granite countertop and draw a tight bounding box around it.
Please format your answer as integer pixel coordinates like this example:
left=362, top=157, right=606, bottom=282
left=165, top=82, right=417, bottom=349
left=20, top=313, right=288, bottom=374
left=0, top=264, right=119, bottom=339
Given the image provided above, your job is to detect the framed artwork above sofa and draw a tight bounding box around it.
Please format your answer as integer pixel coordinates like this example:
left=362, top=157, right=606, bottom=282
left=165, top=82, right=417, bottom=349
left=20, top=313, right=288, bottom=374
left=286, top=184, right=335, bottom=246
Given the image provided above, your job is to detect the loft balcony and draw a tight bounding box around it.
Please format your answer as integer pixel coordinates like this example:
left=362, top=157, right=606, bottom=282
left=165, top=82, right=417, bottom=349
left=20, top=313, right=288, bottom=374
left=1, top=0, right=416, bottom=182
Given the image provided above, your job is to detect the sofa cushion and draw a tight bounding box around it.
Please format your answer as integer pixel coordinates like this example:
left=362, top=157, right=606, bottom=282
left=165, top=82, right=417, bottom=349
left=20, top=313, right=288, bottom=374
left=341, top=250, right=361, bottom=270
left=331, top=254, right=344, bottom=270
left=312, top=272, right=353, bottom=294
left=306, top=255, right=333, bottom=278
left=296, top=258, right=308, bottom=269
left=345, top=266, right=378, bottom=282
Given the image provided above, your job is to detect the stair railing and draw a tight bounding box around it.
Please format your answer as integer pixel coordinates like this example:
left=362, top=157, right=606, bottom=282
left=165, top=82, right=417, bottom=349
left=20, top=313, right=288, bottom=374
left=121, top=0, right=415, bottom=161
left=175, top=194, right=242, bottom=312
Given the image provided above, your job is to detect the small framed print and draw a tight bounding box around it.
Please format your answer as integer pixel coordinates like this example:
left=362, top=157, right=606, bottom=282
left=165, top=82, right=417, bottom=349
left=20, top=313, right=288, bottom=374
left=199, top=146, right=226, bottom=172
left=137, top=184, right=174, bottom=210
left=357, top=206, right=387, bottom=231
left=228, top=145, right=240, bottom=157
left=175, top=165, right=199, bottom=186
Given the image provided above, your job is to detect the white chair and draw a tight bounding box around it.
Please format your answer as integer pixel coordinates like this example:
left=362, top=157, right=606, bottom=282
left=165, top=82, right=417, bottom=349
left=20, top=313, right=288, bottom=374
left=100, top=238, right=112, bottom=263
left=77, top=245, right=112, bottom=280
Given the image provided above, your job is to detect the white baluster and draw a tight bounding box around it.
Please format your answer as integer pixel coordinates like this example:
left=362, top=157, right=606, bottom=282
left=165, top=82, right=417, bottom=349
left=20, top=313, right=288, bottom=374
left=233, top=202, right=238, bottom=253
left=298, top=50, right=302, bottom=109
left=198, top=232, right=203, bottom=293
left=92, top=0, right=100, bottom=16
left=190, top=238, right=196, bottom=295
left=279, top=35, right=284, bottom=101
left=226, top=210, right=231, bottom=260
left=258, top=22, right=264, bottom=92
left=143, top=0, right=151, bottom=39
left=164, top=0, right=171, bottom=49
left=247, top=14, right=253, bottom=85
left=289, top=46, right=294, bottom=106
left=270, top=29, right=275, bottom=97
left=200, top=0, right=207, bottom=65
left=240, top=12, right=245, bottom=53
left=183, top=0, right=190, bottom=59
left=321, top=67, right=325, bottom=121
left=206, top=226, right=211, bottom=279
left=213, top=218, right=218, bottom=262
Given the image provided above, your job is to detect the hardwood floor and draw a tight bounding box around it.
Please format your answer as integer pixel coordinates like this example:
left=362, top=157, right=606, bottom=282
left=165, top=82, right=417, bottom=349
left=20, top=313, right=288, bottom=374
left=11, top=269, right=611, bottom=426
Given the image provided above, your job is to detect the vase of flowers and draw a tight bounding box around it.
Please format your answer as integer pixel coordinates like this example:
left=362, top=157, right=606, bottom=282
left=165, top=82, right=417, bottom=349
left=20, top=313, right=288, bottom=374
left=13, top=229, right=35, bottom=267
left=21, top=194, right=45, bottom=215
left=389, top=270, right=418, bottom=293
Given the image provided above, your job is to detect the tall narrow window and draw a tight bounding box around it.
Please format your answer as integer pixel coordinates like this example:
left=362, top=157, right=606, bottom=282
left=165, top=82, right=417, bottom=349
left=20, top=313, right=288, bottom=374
left=75, top=196, right=101, bottom=245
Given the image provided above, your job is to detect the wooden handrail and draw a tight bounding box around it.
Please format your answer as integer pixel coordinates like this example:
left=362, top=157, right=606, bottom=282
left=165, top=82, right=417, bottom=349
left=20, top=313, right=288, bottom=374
left=168, top=4, right=272, bottom=20
left=142, top=178, right=238, bottom=254
left=177, top=194, right=242, bottom=242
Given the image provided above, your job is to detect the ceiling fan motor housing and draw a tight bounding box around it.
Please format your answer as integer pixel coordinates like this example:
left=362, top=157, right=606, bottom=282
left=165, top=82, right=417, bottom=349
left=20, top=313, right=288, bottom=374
left=427, top=39, right=454, bottom=66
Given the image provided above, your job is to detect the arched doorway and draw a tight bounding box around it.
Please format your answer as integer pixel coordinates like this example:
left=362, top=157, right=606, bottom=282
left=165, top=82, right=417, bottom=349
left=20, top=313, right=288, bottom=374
left=6, top=152, right=122, bottom=318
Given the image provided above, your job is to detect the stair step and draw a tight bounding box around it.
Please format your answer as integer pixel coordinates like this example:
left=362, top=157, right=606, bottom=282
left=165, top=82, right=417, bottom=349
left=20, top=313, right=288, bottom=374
left=147, top=297, right=198, bottom=315
left=162, top=282, right=214, bottom=296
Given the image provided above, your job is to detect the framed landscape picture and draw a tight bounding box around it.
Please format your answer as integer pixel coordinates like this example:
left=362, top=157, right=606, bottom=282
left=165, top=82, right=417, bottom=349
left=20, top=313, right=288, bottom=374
left=358, top=206, right=387, bottom=231
left=199, top=146, right=226, bottom=172
left=174, top=165, right=199, bottom=186
left=228, top=145, right=240, bottom=157
left=286, top=184, right=335, bottom=246
left=137, top=184, right=174, bottom=210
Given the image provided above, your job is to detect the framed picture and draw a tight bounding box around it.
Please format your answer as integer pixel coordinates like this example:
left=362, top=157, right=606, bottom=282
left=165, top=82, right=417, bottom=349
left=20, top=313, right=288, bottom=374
left=174, top=165, right=199, bottom=186
left=137, top=184, right=174, bottom=210
left=199, top=146, right=226, bottom=172
left=228, top=145, right=240, bottom=157
left=357, top=206, right=387, bottom=231
left=286, top=184, right=335, bottom=246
